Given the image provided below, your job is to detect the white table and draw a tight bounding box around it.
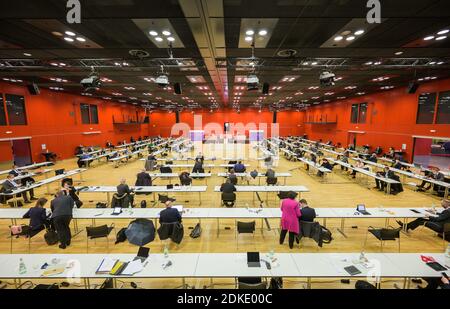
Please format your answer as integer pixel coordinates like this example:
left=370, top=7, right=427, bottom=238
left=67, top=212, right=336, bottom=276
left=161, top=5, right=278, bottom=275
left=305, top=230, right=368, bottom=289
left=0, top=162, right=52, bottom=177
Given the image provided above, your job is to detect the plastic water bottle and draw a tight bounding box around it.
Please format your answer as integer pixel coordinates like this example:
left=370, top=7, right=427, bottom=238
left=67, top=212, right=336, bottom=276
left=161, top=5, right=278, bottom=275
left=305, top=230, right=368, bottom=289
left=164, top=246, right=169, bottom=259
left=18, top=258, right=27, bottom=275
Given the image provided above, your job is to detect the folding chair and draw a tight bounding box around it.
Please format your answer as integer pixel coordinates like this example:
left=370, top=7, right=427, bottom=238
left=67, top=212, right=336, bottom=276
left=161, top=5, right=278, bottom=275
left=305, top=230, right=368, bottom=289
left=364, top=226, right=401, bottom=252
left=236, top=221, right=256, bottom=250
left=86, top=224, right=115, bottom=252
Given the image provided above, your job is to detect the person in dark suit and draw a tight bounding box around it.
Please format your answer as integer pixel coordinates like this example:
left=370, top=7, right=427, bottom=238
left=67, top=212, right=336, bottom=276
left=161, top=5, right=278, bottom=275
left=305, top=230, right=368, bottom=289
left=317, top=159, right=333, bottom=177
left=392, top=160, right=403, bottom=170
left=367, top=153, right=378, bottom=163
left=116, top=178, right=134, bottom=206
left=9, top=165, right=37, bottom=199
left=374, top=166, right=395, bottom=192
left=135, top=169, right=152, bottom=186
left=374, top=146, right=382, bottom=155
left=192, top=158, right=204, bottom=173
left=51, top=191, right=74, bottom=249
left=299, top=199, right=316, bottom=222
left=397, top=199, right=450, bottom=233
left=220, top=179, right=236, bottom=193
left=22, top=197, right=50, bottom=236
left=61, top=178, right=82, bottom=208
left=159, top=201, right=182, bottom=224
left=2, top=173, right=35, bottom=203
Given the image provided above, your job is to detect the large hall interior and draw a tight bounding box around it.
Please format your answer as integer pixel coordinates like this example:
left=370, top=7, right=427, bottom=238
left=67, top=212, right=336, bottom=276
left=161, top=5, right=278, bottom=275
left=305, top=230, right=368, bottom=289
left=0, top=0, right=449, bottom=292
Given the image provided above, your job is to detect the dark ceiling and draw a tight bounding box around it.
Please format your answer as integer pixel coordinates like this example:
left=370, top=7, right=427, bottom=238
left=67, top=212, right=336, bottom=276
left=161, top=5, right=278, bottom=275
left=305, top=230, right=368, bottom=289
left=0, top=0, right=450, bottom=111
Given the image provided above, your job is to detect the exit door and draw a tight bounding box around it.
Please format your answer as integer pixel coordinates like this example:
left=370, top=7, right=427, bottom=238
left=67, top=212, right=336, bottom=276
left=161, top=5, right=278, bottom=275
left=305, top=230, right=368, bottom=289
left=11, top=139, right=32, bottom=166
left=348, top=133, right=357, bottom=148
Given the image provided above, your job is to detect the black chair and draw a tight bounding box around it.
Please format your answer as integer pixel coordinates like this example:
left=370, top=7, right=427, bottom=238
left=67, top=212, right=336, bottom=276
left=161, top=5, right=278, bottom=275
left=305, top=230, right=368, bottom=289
left=277, top=191, right=289, bottom=199
left=111, top=193, right=131, bottom=208
left=236, top=277, right=266, bottom=289
left=364, top=226, right=401, bottom=252
left=86, top=224, right=115, bottom=252
left=229, top=177, right=238, bottom=185
left=221, top=192, right=236, bottom=207
left=9, top=225, right=44, bottom=253
left=158, top=194, right=175, bottom=205
left=266, top=177, right=278, bottom=185
left=236, top=221, right=256, bottom=249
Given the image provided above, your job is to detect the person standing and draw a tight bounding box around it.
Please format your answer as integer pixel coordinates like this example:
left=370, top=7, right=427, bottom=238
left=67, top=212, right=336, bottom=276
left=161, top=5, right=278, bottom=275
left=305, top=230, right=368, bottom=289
left=279, top=191, right=301, bottom=249
left=51, top=191, right=74, bottom=249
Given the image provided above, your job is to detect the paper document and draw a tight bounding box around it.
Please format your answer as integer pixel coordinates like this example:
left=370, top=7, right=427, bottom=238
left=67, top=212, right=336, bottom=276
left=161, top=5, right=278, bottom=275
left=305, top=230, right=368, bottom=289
left=121, top=260, right=144, bottom=275
left=96, top=258, right=118, bottom=273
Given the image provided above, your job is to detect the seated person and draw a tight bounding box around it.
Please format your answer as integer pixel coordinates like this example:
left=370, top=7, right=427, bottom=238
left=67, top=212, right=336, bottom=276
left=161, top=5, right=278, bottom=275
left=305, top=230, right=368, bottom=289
left=22, top=197, right=51, bottom=236
left=367, top=153, right=378, bottom=163
left=61, top=178, right=83, bottom=208
left=385, top=147, right=395, bottom=159
left=233, top=161, right=246, bottom=173
left=159, top=200, right=182, bottom=224
left=195, top=152, right=205, bottom=163
left=10, top=164, right=36, bottom=187
left=397, top=199, right=450, bottom=233
left=228, top=169, right=238, bottom=185
left=392, top=159, right=403, bottom=170
left=179, top=171, right=192, bottom=185
left=265, top=168, right=276, bottom=184
left=349, top=161, right=369, bottom=179
left=374, top=146, right=383, bottom=155
left=220, top=179, right=237, bottom=193
left=75, top=145, right=83, bottom=155
left=317, top=158, right=333, bottom=177
left=2, top=173, right=36, bottom=203
left=112, top=178, right=134, bottom=207
left=192, top=158, right=204, bottom=173
left=135, top=169, right=152, bottom=187
left=374, top=166, right=399, bottom=194
left=338, top=154, right=349, bottom=171
left=77, top=153, right=92, bottom=168
left=299, top=199, right=316, bottom=222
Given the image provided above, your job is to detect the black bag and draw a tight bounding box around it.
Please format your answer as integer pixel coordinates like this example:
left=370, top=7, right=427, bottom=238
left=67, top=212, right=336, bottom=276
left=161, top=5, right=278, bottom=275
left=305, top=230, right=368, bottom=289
left=140, top=200, right=147, bottom=208
left=115, top=227, right=127, bottom=244
left=189, top=223, right=202, bottom=238
left=269, top=277, right=283, bottom=289
left=355, top=280, right=376, bottom=289
left=75, top=200, right=83, bottom=208
left=321, top=225, right=333, bottom=244
left=171, top=223, right=184, bottom=244
left=96, top=202, right=107, bottom=208
left=44, top=229, right=58, bottom=246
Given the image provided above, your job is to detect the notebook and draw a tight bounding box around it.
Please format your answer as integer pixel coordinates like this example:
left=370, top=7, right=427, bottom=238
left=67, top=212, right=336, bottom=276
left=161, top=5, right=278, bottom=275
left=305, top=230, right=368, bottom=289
left=96, top=258, right=118, bottom=274
left=111, top=207, right=122, bottom=215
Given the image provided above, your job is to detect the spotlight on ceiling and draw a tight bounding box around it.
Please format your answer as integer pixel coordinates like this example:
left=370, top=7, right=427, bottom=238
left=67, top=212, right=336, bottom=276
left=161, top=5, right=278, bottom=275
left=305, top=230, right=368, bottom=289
left=80, top=67, right=101, bottom=92
left=246, top=74, right=260, bottom=91
left=319, top=71, right=336, bottom=87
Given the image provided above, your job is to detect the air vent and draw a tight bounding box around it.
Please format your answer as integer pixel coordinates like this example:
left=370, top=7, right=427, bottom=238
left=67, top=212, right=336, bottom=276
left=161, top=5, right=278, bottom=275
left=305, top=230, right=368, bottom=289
left=277, top=49, right=298, bottom=57
left=129, top=49, right=150, bottom=59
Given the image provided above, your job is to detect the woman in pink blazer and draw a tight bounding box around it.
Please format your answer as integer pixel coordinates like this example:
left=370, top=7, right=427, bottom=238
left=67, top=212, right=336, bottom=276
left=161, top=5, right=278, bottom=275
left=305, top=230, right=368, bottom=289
left=280, top=191, right=301, bottom=249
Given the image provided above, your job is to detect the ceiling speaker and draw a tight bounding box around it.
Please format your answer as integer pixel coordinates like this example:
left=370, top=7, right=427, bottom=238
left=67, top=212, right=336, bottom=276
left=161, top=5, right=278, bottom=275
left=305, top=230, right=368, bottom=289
left=27, top=83, right=40, bottom=95
left=262, top=82, right=270, bottom=95
left=174, top=82, right=182, bottom=95
left=406, top=81, right=419, bottom=94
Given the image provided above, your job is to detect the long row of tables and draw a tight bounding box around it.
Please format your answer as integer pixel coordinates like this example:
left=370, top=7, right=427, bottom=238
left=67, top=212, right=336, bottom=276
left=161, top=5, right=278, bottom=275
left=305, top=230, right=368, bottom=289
left=0, top=252, right=447, bottom=289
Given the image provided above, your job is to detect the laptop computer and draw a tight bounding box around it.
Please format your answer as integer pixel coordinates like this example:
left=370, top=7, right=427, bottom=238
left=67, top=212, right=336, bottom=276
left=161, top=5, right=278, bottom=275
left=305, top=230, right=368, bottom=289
left=111, top=207, right=122, bottom=215
left=133, top=247, right=150, bottom=262
left=247, top=252, right=261, bottom=267
left=356, top=204, right=371, bottom=215
left=173, top=205, right=183, bottom=213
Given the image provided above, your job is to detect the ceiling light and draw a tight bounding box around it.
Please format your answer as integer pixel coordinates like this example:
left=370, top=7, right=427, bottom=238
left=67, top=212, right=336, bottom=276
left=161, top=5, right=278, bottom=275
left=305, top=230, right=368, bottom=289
left=167, top=37, right=175, bottom=42
left=437, top=61, right=444, bottom=65
left=258, top=30, right=267, bottom=36
left=162, top=30, right=171, bottom=36
left=395, top=51, right=403, bottom=55
left=429, top=61, right=436, bottom=65
left=334, top=36, right=343, bottom=41
left=51, top=31, right=63, bottom=37
left=245, top=30, right=254, bottom=36
left=76, top=37, right=86, bottom=42
left=23, top=53, right=32, bottom=57
left=155, top=37, right=163, bottom=42
left=354, top=29, right=365, bottom=35
left=244, top=36, right=253, bottom=42
left=311, top=62, right=318, bottom=65
left=149, top=31, right=158, bottom=36
left=435, top=36, right=447, bottom=41
left=64, top=37, right=74, bottom=42
left=424, top=36, right=434, bottom=40
left=437, top=29, right=449, bottom=35
left=346, top=36, right=355, bottom=41
left=65, top=31, right=76, bottom=36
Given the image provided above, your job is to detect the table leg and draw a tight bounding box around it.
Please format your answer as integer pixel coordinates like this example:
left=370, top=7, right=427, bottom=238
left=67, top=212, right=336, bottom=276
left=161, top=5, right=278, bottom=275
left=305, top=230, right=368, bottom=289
left=337, top=218, right=347, bottom=238
left=217, top=218, right=220, bottom=237
left=107, top=192, right=111, bottom=204
left=198, top=192, right=202, bottom=206
left=323, top=218, right=327, bottom=228
left=307, top=277, right=312, bottom=289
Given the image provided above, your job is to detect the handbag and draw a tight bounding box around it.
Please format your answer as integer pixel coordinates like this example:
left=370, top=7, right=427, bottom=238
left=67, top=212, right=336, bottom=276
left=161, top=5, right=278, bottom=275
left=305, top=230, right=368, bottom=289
left=189, top=223, right=202, bottom=238
left=44, top=228, right=58, bottom=245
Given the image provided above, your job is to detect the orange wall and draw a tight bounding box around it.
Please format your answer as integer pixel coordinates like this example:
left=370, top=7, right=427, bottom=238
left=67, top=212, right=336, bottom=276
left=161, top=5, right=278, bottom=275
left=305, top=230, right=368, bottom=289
left=0, top=82, right=148, bottom=162
left=148, top=109, right=304, bottom=138
left=302, top=78, right=450, bottom=161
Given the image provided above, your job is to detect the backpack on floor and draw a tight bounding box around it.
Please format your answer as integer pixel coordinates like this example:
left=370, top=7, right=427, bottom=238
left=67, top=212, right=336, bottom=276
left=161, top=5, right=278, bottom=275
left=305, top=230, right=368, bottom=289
left=115, top=227, right=127, bottom=244
left=44, top=229, right=58, bottom=246
left=321, top=225, right=333, bottom=244
left=140, top=200, right=147, bottom=208
left=189, top=223, right=202, bottom=238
